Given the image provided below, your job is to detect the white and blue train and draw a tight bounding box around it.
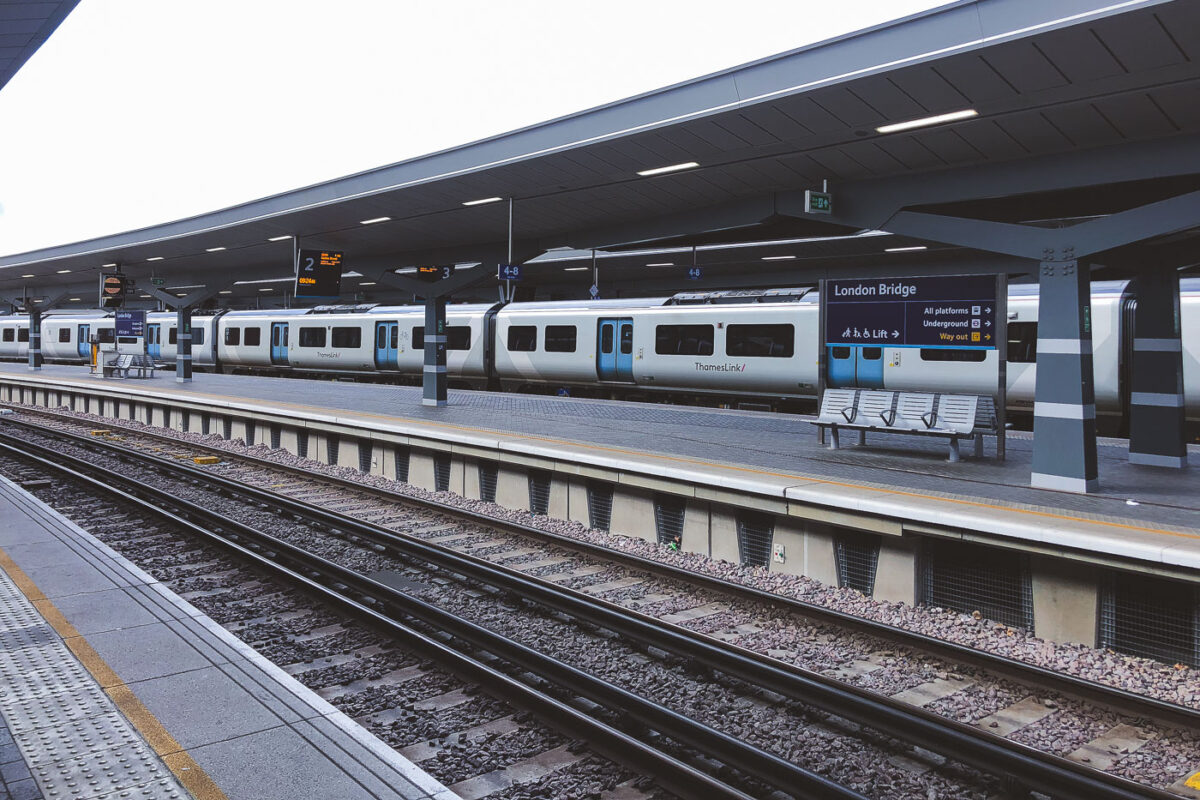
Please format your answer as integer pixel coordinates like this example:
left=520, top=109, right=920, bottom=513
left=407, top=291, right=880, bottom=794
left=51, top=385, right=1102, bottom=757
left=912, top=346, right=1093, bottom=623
left=1, top=280, right=1197, bottom=431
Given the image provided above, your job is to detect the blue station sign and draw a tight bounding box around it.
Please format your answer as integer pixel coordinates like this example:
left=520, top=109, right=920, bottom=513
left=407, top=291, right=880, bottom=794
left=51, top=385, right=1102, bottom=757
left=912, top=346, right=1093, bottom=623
left=825, top=275, right=997, bottom=349
left=114, top=310, right=146, bottom=338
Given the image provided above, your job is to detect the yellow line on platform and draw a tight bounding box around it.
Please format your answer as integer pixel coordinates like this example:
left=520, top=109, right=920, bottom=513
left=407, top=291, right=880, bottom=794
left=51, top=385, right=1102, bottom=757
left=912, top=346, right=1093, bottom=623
left=15, top=373, right=1199, bottom=540
left=0, top=547, right=229, bottom=800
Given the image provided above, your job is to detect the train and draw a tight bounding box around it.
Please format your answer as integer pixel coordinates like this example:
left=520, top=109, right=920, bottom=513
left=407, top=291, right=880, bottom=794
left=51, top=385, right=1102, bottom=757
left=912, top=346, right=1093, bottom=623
left=1, top=280, right=1198, bottom=433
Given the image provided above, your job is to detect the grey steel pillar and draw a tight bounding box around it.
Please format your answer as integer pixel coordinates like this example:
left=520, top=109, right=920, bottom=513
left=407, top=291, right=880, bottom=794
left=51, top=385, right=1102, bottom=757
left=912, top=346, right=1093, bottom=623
left=27, top=306, right=42, bottom=371
left=175, top=305, right=193, bottom=383
left=1128, top=266, right=1186, bottom=467
left=1031, top=256, right=1098, bottom=492
left=422, top=295, right=447, bottom=407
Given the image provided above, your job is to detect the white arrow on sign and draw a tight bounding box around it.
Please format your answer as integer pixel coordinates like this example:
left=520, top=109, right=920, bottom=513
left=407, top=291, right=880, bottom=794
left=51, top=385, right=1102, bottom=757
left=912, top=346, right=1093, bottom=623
left=892, top=330, right=900, bottom=338
left=985, top=320, right=992, bottom=327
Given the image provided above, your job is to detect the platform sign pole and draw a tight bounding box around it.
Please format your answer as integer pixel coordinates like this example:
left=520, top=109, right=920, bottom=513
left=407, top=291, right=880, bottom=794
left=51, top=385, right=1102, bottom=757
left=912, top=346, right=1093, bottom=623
left=505, top=198, right=514, bottom=303
left=996, top=273, right=1007, bottom=461
left=27, top=303, right=42, bottom=371
left=176, top=305, right=192, bottom=384
left=816, top=278, right=827, bottom=445
left=422, top=295, right=448, bottom=407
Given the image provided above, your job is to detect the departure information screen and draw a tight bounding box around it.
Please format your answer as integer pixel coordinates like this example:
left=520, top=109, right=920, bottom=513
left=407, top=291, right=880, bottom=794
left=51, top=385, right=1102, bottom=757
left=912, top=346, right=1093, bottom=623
left=295, top=249, right=344, bottom=298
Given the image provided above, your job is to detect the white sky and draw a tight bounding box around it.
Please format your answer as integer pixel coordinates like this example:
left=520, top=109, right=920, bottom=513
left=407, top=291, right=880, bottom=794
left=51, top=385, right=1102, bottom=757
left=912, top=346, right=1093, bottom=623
left=0, top=0, right=952, bottom=257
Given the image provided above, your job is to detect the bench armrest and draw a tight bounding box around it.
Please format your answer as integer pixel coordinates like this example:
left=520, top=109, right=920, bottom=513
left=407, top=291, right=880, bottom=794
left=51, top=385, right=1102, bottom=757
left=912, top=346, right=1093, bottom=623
left=879, top=410, right=896, bottom=426
left=921, top=411, right=936, bottom=428
left=839, top=406, right=856, bottom=423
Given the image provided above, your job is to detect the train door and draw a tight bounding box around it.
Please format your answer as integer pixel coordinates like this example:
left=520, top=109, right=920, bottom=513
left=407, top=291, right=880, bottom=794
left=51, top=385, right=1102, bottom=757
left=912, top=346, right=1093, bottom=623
left=76, top=325, right=90, bottom=358
left=596, top=318, right=634, bottom=382
left=146, top=324, right=162, bottom=359
left=825, top=345, right=884, bottom=389
left=270, top=322, right=289, bottom=365
left=374, top=321, right=399, bottom=369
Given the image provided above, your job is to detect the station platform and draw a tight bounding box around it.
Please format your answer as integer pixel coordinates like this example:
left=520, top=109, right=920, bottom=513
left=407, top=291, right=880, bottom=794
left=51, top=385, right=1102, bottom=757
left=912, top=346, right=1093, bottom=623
left=0, top=363, right=1197, bottom=576
left=0, top=473, right=455, bottom=800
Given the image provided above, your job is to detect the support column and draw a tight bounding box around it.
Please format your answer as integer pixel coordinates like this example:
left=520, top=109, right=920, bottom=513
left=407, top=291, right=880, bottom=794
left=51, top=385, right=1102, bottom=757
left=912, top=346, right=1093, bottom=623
left=1128, top=266, right=1187, bottom=467
left=422, top=295, right=447, bottom=407
left=175, top=306, right=193, bottom=383
left=27, top=306, right=42, bottom=371
left=1031, top=256, right=1098, bottom=492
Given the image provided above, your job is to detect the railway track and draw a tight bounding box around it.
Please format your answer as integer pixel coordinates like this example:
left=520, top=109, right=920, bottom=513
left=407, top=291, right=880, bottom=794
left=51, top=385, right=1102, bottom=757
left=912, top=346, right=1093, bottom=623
left=1, top=408, right=1196, bottom=796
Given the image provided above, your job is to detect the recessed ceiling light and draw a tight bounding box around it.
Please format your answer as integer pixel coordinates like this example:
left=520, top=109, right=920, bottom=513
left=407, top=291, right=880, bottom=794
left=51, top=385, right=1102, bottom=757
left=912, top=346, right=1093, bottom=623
left=259, top=287, right=273, bottom=292
left=56, top=268, right=71, bottom=273
left=761, top=255, right=796, bottom=261
left=876, top=109, right=977, bottom=134
left=219, top=290, right=233, bottom=295
left=101, top=262, right=117, bottom=267
left=636, top=161, right=699, bottom=177
left=268, top=235, right=291, bottom=242
left=646, top=262, right=674, bottom=267
left=176, top=293, right=186, bottom=297
left=885, top=246, right=928, bottom=253
left=68, top=297, right=80, bottom=302
left=359, top=281, right=377, bottom=286
left=146, top=256, right=164, bottom=262
left=206, top=246, right=226, bottom=252
left=360, top=216, right=391, bottom=225
left=21, top=274, right=34, bottom=278
left=463, top=196, right=502, bottom=206
left=139, top=294, right=151, bottom=299
left=563, top=266, right=589, bottom=271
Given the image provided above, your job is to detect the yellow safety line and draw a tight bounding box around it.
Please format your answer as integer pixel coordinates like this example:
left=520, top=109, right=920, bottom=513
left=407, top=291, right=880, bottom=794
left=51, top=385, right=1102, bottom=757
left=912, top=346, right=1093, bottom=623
left=0, top=547, right=228, bottom=800
left=18, top=374, right=1200, bottom=540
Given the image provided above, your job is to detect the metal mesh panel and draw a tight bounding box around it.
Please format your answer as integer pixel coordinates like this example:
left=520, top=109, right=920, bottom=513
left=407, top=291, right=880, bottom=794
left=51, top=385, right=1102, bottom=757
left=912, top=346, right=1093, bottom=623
left=1099, top=571, right=1200, bottom=667
left=736, top=512, right=774, bottom=568
left=479, top=462, right=498, bottom=503
left=528, top=470, right=551, bottom=515
left=434, top=454, right=451, bottom=492
left=653, top=495, right=686, bottom=545
left=586, top=481, right=614, bottom=531
left=395, top=446, right=411, bottom=483
left=270, top=424, right=281, bottom=450
left=358, top=440, right=372, bottom=473
left=920, top=539, right=1033, bottom=631
left=297, top=431, right=308, bottom=459
left=835, top=531, right=880, bottom=596
left=222, top=418, right=232, bottom=440
left=327, top=436, right=339, bottom=466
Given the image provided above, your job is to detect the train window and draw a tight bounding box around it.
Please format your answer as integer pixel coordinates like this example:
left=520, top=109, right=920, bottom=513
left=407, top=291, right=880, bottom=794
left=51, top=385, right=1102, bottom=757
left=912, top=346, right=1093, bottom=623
left=168, top=328, right=176, bottom=345
left=545, top=325, right=576, bottom=353
left=600, top=325, right=613, bottom=354
left=299, top=327, right=327, bottom=347
left=58, top=328, right=71, bottom=343
left=244, top=327, right=262, bottom=347
left=620, top=325, right=632, bottom=355
left=862, top=347, right=882, bottom=360
left=508, top=325, right=537, bottom=352
left=97, top=329, right=115, bottom=344
left=225, top=327, right=241, bottom=346
left=390, top=327, right=398, bottom=348
left=17, top=328, right=28, bottom=342
left=726, top=324, right=794, bottom=357
left=655, top=324, right=714, bottom=356
left=331, top=327, right=360, bottom=348
left=919, top=348, right=986, bottom=362
left=1, top=329, right=11, bottom=342
left=830, top=346, right=851, bottom=359
left=193, top=328, right=205, bottom=346
left=1007, top=321, right=1037, bottom=363
left=412, top=326, right=472, bottom=350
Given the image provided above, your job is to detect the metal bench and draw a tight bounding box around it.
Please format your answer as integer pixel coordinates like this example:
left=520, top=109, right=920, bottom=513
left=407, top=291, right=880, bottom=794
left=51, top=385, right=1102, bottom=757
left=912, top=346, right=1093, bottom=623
left=811, top=390, right=999, bottom=461
left=103, top=354, right=157, bottom=379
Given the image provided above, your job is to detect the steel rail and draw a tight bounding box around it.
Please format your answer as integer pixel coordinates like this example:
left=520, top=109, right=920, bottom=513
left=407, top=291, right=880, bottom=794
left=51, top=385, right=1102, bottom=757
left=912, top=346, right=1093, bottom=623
left=0, top=430, right=863, bottom=800
left=0, top=419, right=1175, bottom=800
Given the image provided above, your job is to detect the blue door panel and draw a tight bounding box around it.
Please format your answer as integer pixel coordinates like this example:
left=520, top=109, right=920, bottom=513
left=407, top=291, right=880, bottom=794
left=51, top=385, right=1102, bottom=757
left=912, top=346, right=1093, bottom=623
left=270, top=323, right=289, bottom=365
left=597, top=320, right=617, bottom=380
left=615, top=320, right=634, bottom=382
left=374, top=322, right=398, bottom=369
left=77, top=325, right=90, bottom=359
left=856, top=346, right=885, bottom=389
left=826, top=346, right=855, bottom=388
left=146, top=324, right=161, bottom=359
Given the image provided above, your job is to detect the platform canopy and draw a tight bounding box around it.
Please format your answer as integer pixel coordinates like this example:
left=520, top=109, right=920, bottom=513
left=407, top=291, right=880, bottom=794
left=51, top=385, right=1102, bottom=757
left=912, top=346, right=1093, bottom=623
left=2, top=0, right=1199, bottom=304
left=0, top=1, right=78, bottom=96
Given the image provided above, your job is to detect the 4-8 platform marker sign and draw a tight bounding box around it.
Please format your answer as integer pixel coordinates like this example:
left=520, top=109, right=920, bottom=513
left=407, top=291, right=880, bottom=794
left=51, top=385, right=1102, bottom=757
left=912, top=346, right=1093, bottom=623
left=824, top=275, right=997, bottom=350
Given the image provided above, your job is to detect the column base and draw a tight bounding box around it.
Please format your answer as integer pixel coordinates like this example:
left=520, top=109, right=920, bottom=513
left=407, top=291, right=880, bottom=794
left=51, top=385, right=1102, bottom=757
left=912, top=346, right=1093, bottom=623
left=422, top=398, right=447, bottom=408
left=1128, top=451, right=1187, bottom=468
left=175, top=377, right=192, bottom=384
left=1030, top=472, right=1099, bottom=493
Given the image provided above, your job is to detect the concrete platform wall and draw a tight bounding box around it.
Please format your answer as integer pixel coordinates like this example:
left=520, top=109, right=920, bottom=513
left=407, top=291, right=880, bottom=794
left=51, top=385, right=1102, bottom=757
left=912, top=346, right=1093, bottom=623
left=0, top=376, right=1154, bottom=653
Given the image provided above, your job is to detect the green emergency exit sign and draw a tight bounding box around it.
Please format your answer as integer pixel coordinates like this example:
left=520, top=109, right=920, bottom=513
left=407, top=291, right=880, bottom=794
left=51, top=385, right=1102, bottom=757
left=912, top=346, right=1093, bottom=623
left=805, top=190, right=832, bottom=214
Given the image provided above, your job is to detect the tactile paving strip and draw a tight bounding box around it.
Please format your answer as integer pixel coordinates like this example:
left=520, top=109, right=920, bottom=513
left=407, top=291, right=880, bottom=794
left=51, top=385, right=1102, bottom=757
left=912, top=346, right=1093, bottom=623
left=0, top=570, right=189, bottom=800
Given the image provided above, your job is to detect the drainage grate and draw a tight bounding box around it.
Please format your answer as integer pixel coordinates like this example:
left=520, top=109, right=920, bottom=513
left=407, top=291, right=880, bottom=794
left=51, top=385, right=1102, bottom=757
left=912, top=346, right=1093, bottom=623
left=479, top=462, right=498, bottom=503
left=736, top=512, right=774, bottom=568
left=270, top=424, right=281, bottom=450
left=433, top=454, right=452, bottom=492
left=394, top=446, right=411, bottom=483
left=222, top=417, right=232, bottom=440
left=297, top=432, right=309, bottom=460
left=358, top=440, right=372, bottom=473
left=1099, top=571, right=1199, bottom=667
left=327, top=436, right=339, bottom=466
left=920, top=539, right=1033, bottom=631
left=653, top=494, right=686, bottom=545
left=835, top=531, right=880, bottom=596
left=586, top=481, right=614, bottom=531
left=528, top=470, right=551, bottom=515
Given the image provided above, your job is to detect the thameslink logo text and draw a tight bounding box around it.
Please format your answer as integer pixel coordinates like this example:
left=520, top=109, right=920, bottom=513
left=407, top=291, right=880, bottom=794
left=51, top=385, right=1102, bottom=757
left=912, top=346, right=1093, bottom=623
left=833, top=282, right=918, bottom=298
left=695, top=362, right=746, bottom=372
